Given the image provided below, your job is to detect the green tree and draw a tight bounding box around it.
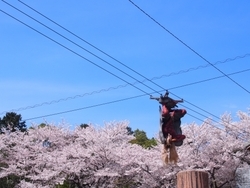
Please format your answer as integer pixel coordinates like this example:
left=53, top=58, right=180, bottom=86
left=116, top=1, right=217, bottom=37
left=0, top=174, right=21, bottom=188
left=126, top=126, right=134, bottom=135
left=55, top=180, right=71, bottom=188
left=38, top=123, right=48, bottom=128
left=0, top=112, right=27, bottom=133
left=80, top=123, right=89, bottom=129
left=129, top=129, right=157, bottom=149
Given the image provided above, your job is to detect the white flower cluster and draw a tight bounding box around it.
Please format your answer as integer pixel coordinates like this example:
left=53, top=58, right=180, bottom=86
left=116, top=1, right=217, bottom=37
left=0, top=110, right=249, bottom=187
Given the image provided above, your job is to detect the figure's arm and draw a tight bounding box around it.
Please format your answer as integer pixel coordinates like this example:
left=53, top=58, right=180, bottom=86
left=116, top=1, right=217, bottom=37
left=150, top=95, right=160, bottom=101
left=172, top=99, right=184, bottom=103
left=172, top=109, right=187, bottom=119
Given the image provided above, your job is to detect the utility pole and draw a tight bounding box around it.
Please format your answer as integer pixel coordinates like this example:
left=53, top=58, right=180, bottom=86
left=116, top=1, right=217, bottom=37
left=177, top=170, right=209, bottom=188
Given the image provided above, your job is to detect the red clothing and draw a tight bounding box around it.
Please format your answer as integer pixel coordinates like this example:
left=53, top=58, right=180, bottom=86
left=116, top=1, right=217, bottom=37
left=161, top=105, right=186, bottom=142
left=162, top=105, right=186, bottom=119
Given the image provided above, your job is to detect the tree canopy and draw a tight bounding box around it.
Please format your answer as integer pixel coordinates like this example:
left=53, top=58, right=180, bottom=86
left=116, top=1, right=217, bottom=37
left=129, top=129, right=157, bottom=149
left=0, top=112, right=27, bottom=133
left=79, top=123, right=89, bottom=129
left=0, top=111, right=249, bottom=187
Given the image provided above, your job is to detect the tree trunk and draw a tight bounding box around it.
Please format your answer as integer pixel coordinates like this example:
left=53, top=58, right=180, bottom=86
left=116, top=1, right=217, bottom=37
left=177, top=170, right=209, bottom=188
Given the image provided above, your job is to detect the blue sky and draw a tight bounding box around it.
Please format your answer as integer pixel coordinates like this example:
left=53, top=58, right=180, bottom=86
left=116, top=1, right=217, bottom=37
left=1, top=0, right=250, bottom=138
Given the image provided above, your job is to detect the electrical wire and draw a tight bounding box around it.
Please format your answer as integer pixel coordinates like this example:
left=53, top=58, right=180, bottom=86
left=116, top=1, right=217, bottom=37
left=2, top=0, right=160, bottom=96
left=20, top=83, right=247, bottom=141
left=169, top=69, right=250, bottom=90
left=0, top=9, right=152, bottom=97
left=185, top=113, right=248, bottom=141
left=16, top=0, right=250, bottom=109
left=23, top=94, right=145, bottom=121
left=8, top=0, right=250, bottom=121
left=21, top=68, right=250, bottom=138
left=17, top=0, right=250, bottom=116
left=1, top=1, right=230, bottom=123
left=24, top=95, right=249, bottom=141
left=17, top=0, right=164, bottom=94
left=0, top=0, right=250, bottom=114
left=22, top=92, right=248, bottom=141
left=128, top=0, right=250, bottom=94
left=1, top=7, right=247, bottom=125
left=151, top=53, right=250, bottom=81
left=1, top=6, right=249, bottom=138
left=1, top=67, right=249, bottom=115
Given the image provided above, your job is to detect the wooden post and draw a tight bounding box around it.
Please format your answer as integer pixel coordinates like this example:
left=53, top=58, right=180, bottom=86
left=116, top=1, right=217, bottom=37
left=177, top=170, right=209, bottom=188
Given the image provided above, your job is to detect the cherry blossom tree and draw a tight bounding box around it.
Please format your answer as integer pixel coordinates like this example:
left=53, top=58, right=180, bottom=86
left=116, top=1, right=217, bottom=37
left=0, top=109, right=249, bottom=187
left=178, top=111, right=250, bottom=187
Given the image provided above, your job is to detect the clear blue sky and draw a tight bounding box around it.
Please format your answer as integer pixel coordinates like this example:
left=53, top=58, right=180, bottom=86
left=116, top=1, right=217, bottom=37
left=1, top=0, right=250, bottom=138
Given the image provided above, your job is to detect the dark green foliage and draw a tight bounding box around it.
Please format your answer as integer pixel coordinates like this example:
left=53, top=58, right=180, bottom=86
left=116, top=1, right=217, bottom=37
left=126, top=126, right=134, bottom=135
left=114, top=176, right=141, bottom=188
left=129, top=129, right=157, bottom=149
left=38, top=123, right=48, bottom=128
left=29, top=123, right=49, bottom=130
left=79, top=123, right=89, bottom=129
left=0, top=112, right=27, bottom=133
left=0, top=174, right=20, bottom=188
left=55, top=180, right=71, bottom=188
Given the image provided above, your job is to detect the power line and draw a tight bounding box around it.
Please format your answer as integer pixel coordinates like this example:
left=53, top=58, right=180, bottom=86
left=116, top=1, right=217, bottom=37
left=16, top=0, right=250, bottom=99
left=1, top=6, right=249, bottom=137
left=19, top=82, right=247, bottom=141
left=0, top=8, right=247, bottom=127
left=23, top=94, right=145, bottom=121
left=169, top=68, right=250, bottom=90
left=2, top=0, right=160, bottom=96
left=23, top=91, right=249, bottom=141
left=185, top=113, right=248, bottom=142
left=128, top=0, right=250, bottom=94
left=150, top=53, right=250, bottom=81
left=1, top=67, right=249, bottom=115
left=17, top=0, right=163, bottom=94
left=1, top=2, right=226, bottom=123
left=0, top=9, right=152, bottom=97
left=22, top=91, right=248, bottom=141
left=170, top=94, right=250, bottom=138
left=8, top=0, right=250, bottom=121
left=0, top=84, right=129, bottom=115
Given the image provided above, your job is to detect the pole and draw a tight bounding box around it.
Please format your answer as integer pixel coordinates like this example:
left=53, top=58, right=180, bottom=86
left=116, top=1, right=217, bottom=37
left=177, top=170, right=209, bottom=188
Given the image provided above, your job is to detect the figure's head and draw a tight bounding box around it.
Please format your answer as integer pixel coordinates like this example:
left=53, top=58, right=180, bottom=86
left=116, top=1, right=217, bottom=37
left=163, top=100, right=177, bottom=110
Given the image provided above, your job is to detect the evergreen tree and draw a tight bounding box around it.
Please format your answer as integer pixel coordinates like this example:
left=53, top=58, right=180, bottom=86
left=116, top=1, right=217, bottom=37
left=38, top=123, right=48, bottom=128
left=129, top=129, right=157, bottom=149
left=80, top=123, right=89, bottom=129
left=0, top=112, right=27, bottom=133
left=126, top=126, right=134, bottom=135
